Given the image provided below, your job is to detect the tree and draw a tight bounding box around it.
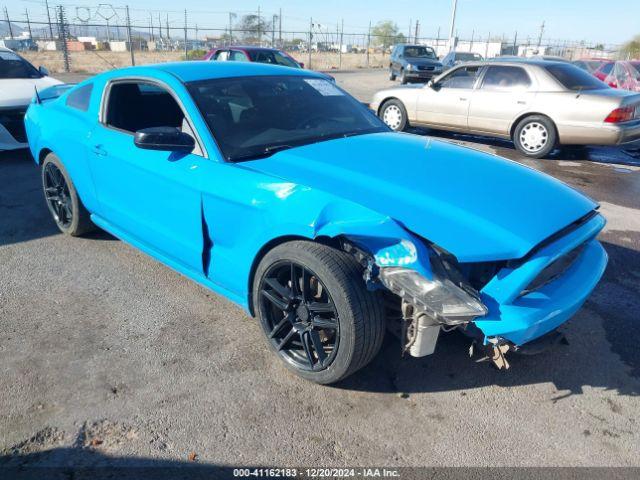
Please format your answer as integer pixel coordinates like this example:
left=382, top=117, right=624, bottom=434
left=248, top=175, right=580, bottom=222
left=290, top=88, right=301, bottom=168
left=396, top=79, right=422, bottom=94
left=620, top=35, right=640, bottom=60
left=371, top=20, right=406, bottom=49
left=235, top=14, right=272, bottom=44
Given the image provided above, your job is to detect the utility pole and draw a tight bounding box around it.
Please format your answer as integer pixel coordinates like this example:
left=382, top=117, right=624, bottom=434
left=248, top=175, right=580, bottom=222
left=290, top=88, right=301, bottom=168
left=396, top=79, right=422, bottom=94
left=414, top=20, right=419, bottom=43
left=272, top=14, right=276, bottom=47
left=229, top=13, right=234, bottom=43
left=308, top=17, right=312, bottom=69
left=366, top=20, right=371, bottom=68
left=166, top=13, right=170, bottom=41
left=537, top=20, right=545, bottom=48
left=125, top=5, right=134, bottom=66
left=513, top=31, right=518, bottom=55
left=158, top=13, right=163, bottom=40
left=4, top=7, right=13, bottom=39
left=278, top=8, right=282, bottom=47
left=183, top=9, right=188, bottom=60
left=338, top=18, right=344, bottom=70
left=25, top=9, right=33, bottom=39
left=257, top=6, right=261, bottom=45
left=45, top=0, right=53, bottom=39
left=448, top=0, right=458, bottom=48
left=149, top=13, right=154, bottom=42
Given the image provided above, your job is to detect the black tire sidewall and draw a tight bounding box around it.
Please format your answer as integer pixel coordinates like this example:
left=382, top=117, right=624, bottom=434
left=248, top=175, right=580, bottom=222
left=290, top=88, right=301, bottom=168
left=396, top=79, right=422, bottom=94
left=253, top=241, right=379, bottom=384
left=513, top=115, right=557, bottom=159
left=400, top=69, right=407, bottom=84
left=379, top=99, right=408, bottom=132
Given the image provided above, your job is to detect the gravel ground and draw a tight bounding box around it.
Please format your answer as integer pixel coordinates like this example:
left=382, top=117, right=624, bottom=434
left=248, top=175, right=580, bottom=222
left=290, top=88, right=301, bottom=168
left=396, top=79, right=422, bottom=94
left=1, top=70, right=639, bottom=472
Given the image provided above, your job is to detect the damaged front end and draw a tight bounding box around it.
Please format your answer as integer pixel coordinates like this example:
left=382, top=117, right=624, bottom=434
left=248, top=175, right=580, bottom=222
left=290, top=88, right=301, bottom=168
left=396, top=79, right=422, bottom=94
left=341, top=210, right=608, bottom=370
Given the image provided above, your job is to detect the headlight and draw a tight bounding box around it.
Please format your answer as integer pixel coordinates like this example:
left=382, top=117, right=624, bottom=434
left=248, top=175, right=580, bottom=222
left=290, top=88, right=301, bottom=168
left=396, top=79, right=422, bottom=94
left=378, top=251, right=487, bottom=324
left=433, top=66, right=442, bottom=71
left=406, top=64, right=414, bottom=71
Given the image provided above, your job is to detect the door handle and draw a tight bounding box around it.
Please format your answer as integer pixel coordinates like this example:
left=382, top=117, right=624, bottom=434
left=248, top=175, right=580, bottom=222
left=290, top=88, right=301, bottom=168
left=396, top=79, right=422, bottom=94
left=517, top=100, right=527, bottom=105
left=92, top=144, right=107, bottom=157
left=459, top=97, right=468, bottom=101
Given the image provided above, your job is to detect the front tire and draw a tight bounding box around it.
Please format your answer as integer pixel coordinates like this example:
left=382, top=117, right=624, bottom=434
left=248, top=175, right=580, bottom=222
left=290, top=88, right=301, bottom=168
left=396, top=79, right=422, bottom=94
left=41, top=153, right=95, bottom=236
left=389, top=68, right=397, bottom=81
left=399, top=69, right=408, bottom=85
left=379, top=99, right=409, bottom=132
left=253, top=241, right=385, bottom=384
left=513, top=115, right=557, bottom=159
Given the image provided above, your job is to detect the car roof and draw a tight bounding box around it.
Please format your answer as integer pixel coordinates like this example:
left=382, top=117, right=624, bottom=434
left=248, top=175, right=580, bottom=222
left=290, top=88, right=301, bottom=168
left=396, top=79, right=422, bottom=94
left=108, top=61, right=323, bottom=83
left=484, top=58, right=570, bottom=67
left=218, top=46, right=283, bottom=52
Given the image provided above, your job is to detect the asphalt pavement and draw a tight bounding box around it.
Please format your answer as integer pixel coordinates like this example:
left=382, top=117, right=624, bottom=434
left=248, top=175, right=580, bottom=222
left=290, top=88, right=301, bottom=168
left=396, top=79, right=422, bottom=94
left=1, top=69, right=639, bottom=471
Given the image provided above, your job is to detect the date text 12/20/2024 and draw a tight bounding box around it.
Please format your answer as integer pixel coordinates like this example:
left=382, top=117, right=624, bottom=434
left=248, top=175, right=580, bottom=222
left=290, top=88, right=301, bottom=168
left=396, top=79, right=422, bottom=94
left=233, top=468, right=401, bottom=478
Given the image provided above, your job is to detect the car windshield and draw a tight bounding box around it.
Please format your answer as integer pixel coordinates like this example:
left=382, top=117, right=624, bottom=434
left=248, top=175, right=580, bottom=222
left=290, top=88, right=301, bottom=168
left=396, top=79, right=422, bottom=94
left=248, top=50, right=300, bottom=68
left=0, top=50, right=42, bottom=79
left=456, top=52, right=482, bottom=61
left=187, top=75, right=388, bottom=162
left=629, top=62, right=640, bottom=80
left=403, top=46, right=436, bottom=59
left=545, top=64, right=606, bottom=91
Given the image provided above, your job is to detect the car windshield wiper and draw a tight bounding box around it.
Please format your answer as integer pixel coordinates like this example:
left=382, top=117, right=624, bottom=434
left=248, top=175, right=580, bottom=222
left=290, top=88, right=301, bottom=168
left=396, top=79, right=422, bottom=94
left=230, top=144, right=295, bottom=162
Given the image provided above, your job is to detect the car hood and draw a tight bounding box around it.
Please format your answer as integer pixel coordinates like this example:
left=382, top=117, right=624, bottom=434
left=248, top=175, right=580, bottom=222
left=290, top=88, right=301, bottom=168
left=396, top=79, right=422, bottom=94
left=244, top=132, right=597, bottom=262
left=405, top=58, right=442, bottom=67
left=0, top=76, right=62, bottom=108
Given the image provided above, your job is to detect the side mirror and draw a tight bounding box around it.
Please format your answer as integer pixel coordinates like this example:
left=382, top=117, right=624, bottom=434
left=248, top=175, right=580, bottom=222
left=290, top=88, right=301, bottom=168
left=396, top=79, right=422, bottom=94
left=134, top=127, right=195, bottom=152
left=429, top=80, right=441, bottom=90
left=39, top=66, right=49, bottom=76
left=298, top=61, right=305, bottom=69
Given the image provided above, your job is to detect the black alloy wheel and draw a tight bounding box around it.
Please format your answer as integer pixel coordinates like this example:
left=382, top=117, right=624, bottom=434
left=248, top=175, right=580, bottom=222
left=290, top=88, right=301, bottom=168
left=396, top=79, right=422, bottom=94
left=259, top=261, right=339, bottom=372
left=43, top=162, right=73, bottom=229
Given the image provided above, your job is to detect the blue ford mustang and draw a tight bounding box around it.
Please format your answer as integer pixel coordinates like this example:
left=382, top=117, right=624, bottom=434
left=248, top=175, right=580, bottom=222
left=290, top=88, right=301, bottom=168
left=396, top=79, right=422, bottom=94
left=24, top=62, right=607, bottom=383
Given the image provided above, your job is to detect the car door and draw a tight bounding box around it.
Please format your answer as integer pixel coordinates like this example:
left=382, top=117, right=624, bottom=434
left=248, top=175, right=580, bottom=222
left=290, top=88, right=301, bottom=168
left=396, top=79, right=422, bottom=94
left=467, top=65, right=535, bottom=136
left=416, top=65, right=481, bottom=129
left=88, top=78, right=207, bottom=274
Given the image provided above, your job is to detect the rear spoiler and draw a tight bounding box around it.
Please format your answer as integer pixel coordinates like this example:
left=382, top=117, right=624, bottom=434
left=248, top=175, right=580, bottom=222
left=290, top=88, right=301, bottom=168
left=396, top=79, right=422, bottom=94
left=33, top=84, right=76, bottom=104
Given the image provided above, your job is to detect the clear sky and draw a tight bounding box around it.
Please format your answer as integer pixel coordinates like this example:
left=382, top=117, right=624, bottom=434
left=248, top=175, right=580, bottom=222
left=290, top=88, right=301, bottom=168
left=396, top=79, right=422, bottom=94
left=11, top=0, right=640, bottom=46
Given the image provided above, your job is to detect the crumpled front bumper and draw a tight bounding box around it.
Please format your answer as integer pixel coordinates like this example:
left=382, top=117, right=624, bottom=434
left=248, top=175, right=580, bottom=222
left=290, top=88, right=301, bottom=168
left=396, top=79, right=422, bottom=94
left=474, top=213, right=607, bottom=346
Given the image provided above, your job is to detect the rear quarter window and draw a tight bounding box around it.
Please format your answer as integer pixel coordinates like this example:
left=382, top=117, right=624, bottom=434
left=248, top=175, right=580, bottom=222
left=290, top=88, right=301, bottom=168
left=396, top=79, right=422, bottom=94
left=65, top=83, right=93, bottom=111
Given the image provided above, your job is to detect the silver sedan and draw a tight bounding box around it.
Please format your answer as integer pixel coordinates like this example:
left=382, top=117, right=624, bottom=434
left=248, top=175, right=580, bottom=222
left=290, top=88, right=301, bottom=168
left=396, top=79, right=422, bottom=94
left=371, top=59, right=640, bottom=158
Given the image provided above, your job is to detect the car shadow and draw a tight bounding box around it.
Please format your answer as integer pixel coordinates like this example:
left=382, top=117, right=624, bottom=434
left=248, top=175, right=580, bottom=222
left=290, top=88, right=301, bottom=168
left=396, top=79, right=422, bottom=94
left=409, top=126, right=640, bottom=167
left=0, top=447, right=262, bottom=480
left=0, top=149, right=115, bottom=246
left=335, top=239, right=640, bottom=398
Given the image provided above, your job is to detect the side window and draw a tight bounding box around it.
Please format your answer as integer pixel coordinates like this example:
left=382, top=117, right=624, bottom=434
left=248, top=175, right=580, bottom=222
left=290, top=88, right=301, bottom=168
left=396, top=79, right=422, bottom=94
left=600, top=62, right=613, bottom=75
left=105, top=81, right=184, bottom=134
left=439, top=66, right=481, bottom=89
left=213, top=50, right=229, bottom=61
left=66, top=83, right=93, bottom=111
left=481, top=66, right=531, bottom=91
left=229, top=50, right=249, bottom=62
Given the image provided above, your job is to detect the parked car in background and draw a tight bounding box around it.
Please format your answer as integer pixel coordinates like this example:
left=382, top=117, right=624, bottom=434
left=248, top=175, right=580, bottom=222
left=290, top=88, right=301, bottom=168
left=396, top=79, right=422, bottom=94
left=600, top=61, right=640, bottom=92
left=24, top=61, right=608, bottom=383
left=389, top=44, right=444, bottom=84
left=441, top=51, right=484, bottom=69
left=593, top=60, right=616, bottom=82
left=204, top=46, right=304, bottom=68
left=573, top=58, right=613, bottom=74
left=372, top=59, right=640, bottom=158
left=0, top=46, right=61, bottom=150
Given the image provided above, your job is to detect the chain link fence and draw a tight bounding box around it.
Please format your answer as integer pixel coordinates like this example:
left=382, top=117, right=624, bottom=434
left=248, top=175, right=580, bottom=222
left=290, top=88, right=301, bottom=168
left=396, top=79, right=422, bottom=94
left=1, top=4, right=624, bottom=74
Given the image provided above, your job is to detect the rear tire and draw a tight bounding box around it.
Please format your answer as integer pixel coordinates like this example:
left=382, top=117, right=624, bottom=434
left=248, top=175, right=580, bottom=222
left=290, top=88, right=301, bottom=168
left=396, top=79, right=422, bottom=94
left=513, top=115, right=557, bottom=159
left=379, top=99, right=409, bottom=132
left=41, top=153, right=95, bottom=236
left=253, top=241, right=385, bottom=384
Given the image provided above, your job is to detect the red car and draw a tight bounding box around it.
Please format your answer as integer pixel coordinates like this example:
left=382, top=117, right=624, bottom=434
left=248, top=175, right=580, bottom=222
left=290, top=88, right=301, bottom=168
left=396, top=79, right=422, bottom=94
left=203, top=46, right=304, bottom=69
left=594, top=60, right=640, bottom=92
left=573, top=58, right=613, bottom=74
